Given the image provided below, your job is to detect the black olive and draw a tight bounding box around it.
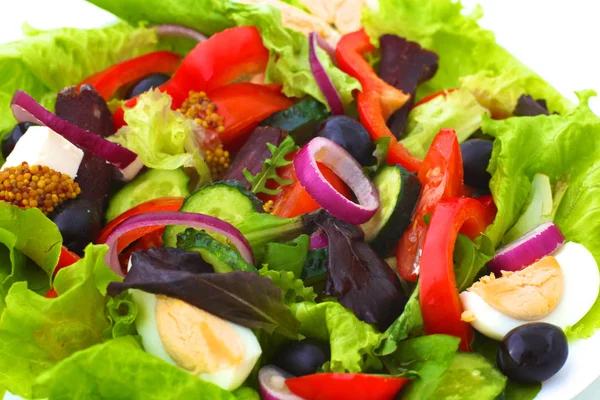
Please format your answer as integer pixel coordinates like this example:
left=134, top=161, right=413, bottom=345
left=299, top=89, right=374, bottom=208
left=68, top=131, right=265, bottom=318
left=497, top=323, right=568, bottom=384
left=1, top=123, right=35, bottom=159
left=460, top=139, right=493, bottom=192
left=125, top=73, right=171, bottom=99
left=317, top=116, right=375, bottom=166
left=272, top=338, right=330, bottom=377
left=51, top=199, right=102, bottom=256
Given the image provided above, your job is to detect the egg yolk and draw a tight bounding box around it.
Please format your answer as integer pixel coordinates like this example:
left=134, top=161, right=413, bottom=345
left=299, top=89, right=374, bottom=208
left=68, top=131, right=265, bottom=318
left=468, top=256, right=564, bottom=321
left=155, top=296, right=245, bottom=374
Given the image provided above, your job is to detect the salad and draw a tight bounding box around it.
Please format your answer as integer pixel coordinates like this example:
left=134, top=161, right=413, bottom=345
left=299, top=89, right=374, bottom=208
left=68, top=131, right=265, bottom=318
left=1, top=0, right=599, bottom=399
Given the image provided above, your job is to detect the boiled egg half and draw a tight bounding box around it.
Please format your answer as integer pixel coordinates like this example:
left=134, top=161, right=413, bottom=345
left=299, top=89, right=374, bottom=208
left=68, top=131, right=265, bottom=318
left=460, top=242, right=599, bottom=340
left=132, top=289, right=262, bottom=391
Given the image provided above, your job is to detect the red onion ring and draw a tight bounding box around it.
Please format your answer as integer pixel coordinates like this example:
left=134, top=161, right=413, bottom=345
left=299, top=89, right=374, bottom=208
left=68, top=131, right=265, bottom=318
left=488, top=222, right=565, bottom=276
left=310, top=229, right=328, bottom=249
left=294, top=137, right=379, bottom=225
left=308, top=32, right=344, bottom=115
left=103, top=211, right=254, bottom=276
left=152, top=24, right=207, bottom=42
left=11, top=90, right=138, bottom=170
left=259, top=365, right=304, bottom=400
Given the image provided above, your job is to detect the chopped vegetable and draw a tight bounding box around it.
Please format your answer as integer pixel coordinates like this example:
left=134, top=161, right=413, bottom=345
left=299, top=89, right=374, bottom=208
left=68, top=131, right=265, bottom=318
left=308, top=32, right=344, bottom=115
left=244, top=136, right=298, bottom=195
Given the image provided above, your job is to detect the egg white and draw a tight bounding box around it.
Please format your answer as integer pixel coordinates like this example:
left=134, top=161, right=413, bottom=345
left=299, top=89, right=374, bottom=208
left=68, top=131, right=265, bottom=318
left=460, top=242, right=600, bottom=340
left=132, top=289, right=262, bottom=391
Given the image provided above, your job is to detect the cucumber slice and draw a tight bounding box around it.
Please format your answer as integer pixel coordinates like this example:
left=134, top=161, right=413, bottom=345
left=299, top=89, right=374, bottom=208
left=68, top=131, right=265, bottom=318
left=260, top=98, right=330, bottom=145
left=106, top=168, right=190, bottom=222
left=362, top=165, right=421, bottom=257
left=162, top=180, right=263, bottom=248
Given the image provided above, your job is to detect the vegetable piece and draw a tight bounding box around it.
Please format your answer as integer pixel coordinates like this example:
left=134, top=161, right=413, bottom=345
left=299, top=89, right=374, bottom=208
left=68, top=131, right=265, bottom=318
left=79, top=51, right=181, bottom=100
left=316, top=116, right=375, bottom=166
left=224, top=127, right=287, bottom=188
left=488, top=222, right=565, bottom=277
left=244, top=135, right=298, bottom=195
left=412, top=89, right=458, bottom=108
left=263, top=235, right=310, bottom=278
left=177, top=228, right=258, bottom=273
left=335, top=29, right=421, bottom=172
left=260, top=98, right=330, bottom=146
left=104, top=211, right=254, bottom=276
left=308, top=32, right=344, bottom=115
left=152, top=24, right=207, bottom=42
left=259, top=266, right=317, bottom=305
left=378, top=34, right=439, bottom=137
left=108, top=247, right=300, bottom=338
left=460, top=139, right=493, bottom=192
left=258, top=365, right=304, bottom=400
left=272, top=338, right=331, bottom=377
left=309, top=230, right=328, bottom=250
left=11, top=90, right=138, bottom=172
left=513, top=95, right=550, bottom=117
left=497, top=323, right=568, bottom=384
left=396, top=128, right=464, bottom=282
left=361, top=165, right=421, bottom=256
left=419, top=197, right=497, bottom=351
left=311, top=210, right=406, bottom=330
left=106, top=168, right=190, bottom=222
left=453, top=233, right=495, bottom=292
left=294, top=137, right=379, bottom=225
left=162, top=180, right=262, bottom=248
left=45, top=247, right=82, bottom=298
left=302, top=248, right=328, bottom=287
left=52, top=199, right=102, bottom=256
left=286, top=373, right=409, bottom=400
left=502, top=174, right=553, bottom=245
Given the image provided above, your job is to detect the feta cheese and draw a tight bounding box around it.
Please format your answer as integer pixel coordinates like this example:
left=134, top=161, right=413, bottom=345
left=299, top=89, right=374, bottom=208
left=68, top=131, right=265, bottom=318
left=1, top=126, right=84, bottom=177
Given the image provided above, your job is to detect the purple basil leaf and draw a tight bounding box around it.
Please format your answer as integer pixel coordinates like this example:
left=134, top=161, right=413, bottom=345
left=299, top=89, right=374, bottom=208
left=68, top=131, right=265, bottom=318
left=311, top=210, right=408, bottom=330
left=378, top=34, right=439, bottom=138
left=513, top=95, right=550, bottom=117
left=108, top=247, right=300, bottom=338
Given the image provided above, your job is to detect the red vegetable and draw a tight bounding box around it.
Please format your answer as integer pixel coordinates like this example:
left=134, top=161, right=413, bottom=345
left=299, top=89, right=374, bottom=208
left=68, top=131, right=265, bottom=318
left=412, top=88, right=459, bottom=109
left=396, top=128, right=464, bottom=282
left=258, top=365, right=303, bottom=400
left=419, top=197, right=497, bottom=351
left=45, top=246, right=81, bottom=298
left=80, top=51, right=181, bottom=101
left=286, top=373, right=409, bottom=400
left=335, top=29, right=421, bottom=172
left=309, top=32, right=344, bottom=115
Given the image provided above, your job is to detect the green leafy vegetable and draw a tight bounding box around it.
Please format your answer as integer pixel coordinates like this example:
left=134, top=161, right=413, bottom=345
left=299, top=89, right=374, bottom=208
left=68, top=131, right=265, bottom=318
left=177, top=228, right=258, bottom=273
left=32, top=336, right=235, bottom=400
left=401, top=89, right=489, bottom=158
left=365, top=137, right=391, bottom=176
left=109, top=247, right=300, bottom=338
left=110, top=90, right=211, bottom=185
left=243, top=135, right=298, bottom=195
left=104, top=292, right=139, bottom=340
left=453, top=234, right=495, bottom=292
left=234, top=387, right=261, bottom=400
left=362, top=0, right=572, bottom=114
left=290, top=301, right=382, bottom=372
left=262, top=234, right=310, bottom=278
left=259, top=265, right=317, bottom=305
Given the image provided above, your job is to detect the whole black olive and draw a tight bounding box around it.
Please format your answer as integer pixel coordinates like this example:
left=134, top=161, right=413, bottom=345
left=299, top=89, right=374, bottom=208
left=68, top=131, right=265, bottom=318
left=460, top=139, right=493, bottom=193
left=126, top=73, right=171, bottom=99
left=51, top=199, right=102, bottom=256
left=272, top=338, right=330, bottom=377
left=1, top=123, right=35, bottom=159
left=497, top=323, right=568, bottom=384
left=317, top=116, right=375, bottom=166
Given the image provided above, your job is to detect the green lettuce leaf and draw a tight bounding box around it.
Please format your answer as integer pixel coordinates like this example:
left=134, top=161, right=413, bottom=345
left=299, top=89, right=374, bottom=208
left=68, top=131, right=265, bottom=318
left=262, top=234, right=310, bottom=278
left=0, top=244, right=120, bottom=397
left=401, top=89, right=489, bottom=158
left=104, top=292, right=139, bottom=340
left=0, top=23, right=158, bottom=145
left=32, top=336, right=235, bottom=400
left=453, top=234, right=494, bottom=292
left=362, top=0, right=572, bottom=114
left=482, top=91, right=600, bottom=339
left=290, top=301, right=382, bottom=372
left=259, top=265, right=317, bottom=305
left=86, top=0, right=360, bottom=107
left=377, top=284, right=423, bottom=356
left=110, top=90, right=211, bottom=184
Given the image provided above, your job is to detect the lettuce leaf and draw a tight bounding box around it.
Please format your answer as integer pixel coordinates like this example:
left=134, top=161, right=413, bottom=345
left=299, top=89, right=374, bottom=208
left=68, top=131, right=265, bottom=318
left=362, top=0, right=572, bottom=114
left=377, top=284, right=423, bottom=356
left=86, top=0, right=360, bottom=107
left=259, top=266, right=317, bottom=304
left=401, top=89, right=489, bottom=158
left=290, top=301, right=382, bottom=372
left=0, top=23, right=158, bottom=144
left=0, top=244, right=120, bottom=398
left=262, top=234, right=310, bottom=278
left=482, top=91, right=600, bottom=339
left=32, top=337, right=235, bottom=400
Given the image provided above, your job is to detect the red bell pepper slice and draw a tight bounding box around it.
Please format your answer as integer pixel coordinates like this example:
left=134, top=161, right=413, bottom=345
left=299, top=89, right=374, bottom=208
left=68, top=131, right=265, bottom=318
left=419, top=197, right=497, bottom=351
left=80, top=51, right=181, bottom=101
left=286, top=373, right=409, bottom=400
left=45, top=246, right=81, bottom=298
left=396, top=128, right=464, bottom=282
left=412, top=88, right=459, bottom=109
left=118, top=227, right=165, bottom=270
left=336, top=29, right=421, bottom=172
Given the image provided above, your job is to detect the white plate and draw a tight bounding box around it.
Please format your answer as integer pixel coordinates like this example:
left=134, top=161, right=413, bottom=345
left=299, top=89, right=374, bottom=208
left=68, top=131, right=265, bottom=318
left=1, top=0, right=599, bottom=399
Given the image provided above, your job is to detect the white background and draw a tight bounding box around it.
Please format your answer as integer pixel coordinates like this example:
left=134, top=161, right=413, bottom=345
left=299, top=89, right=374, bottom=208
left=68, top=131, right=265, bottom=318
left=1, top=0, right=599, bottom=398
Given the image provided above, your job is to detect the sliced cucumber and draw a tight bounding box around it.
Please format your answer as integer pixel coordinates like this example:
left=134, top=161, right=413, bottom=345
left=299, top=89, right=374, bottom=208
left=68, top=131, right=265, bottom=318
left=362, top=165, right=421, bottom=257
left=260, top=98, right=330, bottom=145
left=162, top=180, right=263, bottom=248
left=106, top=168, right=190, bottom=222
